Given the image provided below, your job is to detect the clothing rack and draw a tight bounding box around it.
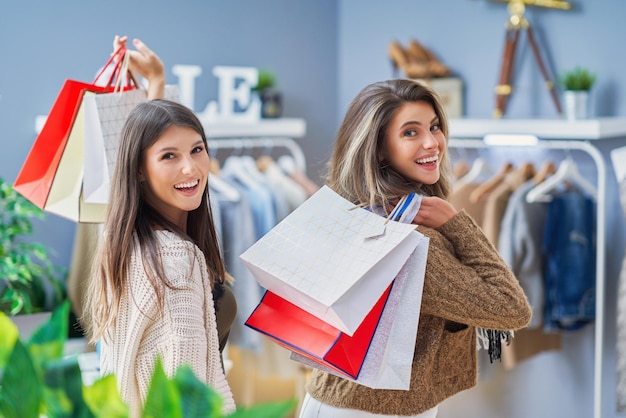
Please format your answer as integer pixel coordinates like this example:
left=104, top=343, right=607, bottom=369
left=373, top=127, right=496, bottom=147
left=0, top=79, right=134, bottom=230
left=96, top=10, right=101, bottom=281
left=448, top=138, right=607, bottom=418
left=207, top=137, right=307, bottom=173
left=205, top=133, right=310, bottom=411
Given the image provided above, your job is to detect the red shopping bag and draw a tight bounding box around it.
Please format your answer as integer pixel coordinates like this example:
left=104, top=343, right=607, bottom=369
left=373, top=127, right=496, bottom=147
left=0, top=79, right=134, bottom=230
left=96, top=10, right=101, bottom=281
left=245, top=282, right=393, bottom=379
left=13, top=47, right=132, bottom=208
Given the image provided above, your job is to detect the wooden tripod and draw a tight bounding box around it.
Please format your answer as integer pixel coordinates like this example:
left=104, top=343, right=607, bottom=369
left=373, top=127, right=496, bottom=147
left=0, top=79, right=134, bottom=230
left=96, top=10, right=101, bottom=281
left=493, top=0, right=570, bottom=118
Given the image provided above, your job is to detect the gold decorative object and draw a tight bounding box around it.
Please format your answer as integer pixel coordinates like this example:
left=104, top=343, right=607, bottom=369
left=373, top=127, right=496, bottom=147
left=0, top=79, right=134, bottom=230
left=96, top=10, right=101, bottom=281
left=491, top=0, right=572, bottom=118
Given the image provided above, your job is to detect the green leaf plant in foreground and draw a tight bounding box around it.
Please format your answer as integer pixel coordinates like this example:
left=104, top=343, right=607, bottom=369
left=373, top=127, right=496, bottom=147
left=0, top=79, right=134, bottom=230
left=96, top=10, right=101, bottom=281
left=0, top=301, right=296, bottom=418
left=0, top=177, right=67, bottom=316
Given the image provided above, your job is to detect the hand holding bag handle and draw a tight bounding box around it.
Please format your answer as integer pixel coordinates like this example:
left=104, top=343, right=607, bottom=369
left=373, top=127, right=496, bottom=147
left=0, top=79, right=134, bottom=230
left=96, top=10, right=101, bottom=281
left=93, top=46, right=127, bottom=89
left=36, top=49, right=143, bottom=222
left=82, top=56, right=177, bottom=205
left=111, top=49, right=143, bottom=93
left=13, top=46, right=137, bottom=209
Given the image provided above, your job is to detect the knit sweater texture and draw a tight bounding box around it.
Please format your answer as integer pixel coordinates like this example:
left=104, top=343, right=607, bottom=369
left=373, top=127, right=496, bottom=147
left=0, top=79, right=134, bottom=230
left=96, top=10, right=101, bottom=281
left=99, top=230, right=235, bottom=417
left=306, top=210, right=532, bottom=415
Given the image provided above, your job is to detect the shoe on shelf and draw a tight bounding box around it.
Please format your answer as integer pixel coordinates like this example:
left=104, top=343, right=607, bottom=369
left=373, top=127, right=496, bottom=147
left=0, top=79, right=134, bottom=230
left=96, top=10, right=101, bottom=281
left=388, top=39, right=452, bottom=79
left=408, top=39, right=452, bottom=78
left=388, top=40, right=410, bottom=78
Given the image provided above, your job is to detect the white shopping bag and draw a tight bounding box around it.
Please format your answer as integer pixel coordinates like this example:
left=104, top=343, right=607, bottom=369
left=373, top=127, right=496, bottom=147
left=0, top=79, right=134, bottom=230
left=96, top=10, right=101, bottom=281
left=291, top=240, right=427, bottom=389
left=240, top=185, right=424, bottom=336
left=45, top=91, right=107, bottom=223
left=82, top=85, right=180, bottom=204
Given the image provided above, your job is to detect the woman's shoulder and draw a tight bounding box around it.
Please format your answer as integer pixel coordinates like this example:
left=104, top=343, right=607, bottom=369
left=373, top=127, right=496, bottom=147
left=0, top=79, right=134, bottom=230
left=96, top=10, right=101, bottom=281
left=135, top=230, right=205, bottom=273
left=154, top=230, right=200, bottom=253
left=415, top=210, right=480, bottom=253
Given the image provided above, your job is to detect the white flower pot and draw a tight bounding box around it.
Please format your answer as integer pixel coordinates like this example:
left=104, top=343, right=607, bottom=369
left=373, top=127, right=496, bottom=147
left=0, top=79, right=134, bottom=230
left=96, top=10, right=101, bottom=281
left=564, top=90, right=589, bottom=121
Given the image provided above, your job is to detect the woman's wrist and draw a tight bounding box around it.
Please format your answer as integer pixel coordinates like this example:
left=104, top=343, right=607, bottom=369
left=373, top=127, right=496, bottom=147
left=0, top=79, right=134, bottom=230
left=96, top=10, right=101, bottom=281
left=147, top=76, right=165, bottom=100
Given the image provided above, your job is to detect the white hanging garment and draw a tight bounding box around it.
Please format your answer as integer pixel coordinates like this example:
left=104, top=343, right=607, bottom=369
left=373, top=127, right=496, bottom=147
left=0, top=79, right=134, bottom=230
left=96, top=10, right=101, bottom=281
left=222, top=155, right=260, bottom=190
left=525, top=158, right=597, bottom=203
left=209, top=173, right=240, bottom=202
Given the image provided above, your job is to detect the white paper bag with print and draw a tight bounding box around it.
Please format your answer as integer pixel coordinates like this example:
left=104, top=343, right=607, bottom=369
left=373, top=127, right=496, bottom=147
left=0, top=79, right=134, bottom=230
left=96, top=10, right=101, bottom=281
left=82, top=85, right=180, bottom=204
left=240, top=185, right=424, bottom=336
left=291, top=239, right=427, bottom=389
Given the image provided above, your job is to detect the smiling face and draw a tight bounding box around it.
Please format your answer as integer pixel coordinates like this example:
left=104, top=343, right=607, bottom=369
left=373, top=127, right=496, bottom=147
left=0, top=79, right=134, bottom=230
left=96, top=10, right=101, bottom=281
left=379, top=100, right=446, bottom=186
left=140, top=125, right=210, bottom=230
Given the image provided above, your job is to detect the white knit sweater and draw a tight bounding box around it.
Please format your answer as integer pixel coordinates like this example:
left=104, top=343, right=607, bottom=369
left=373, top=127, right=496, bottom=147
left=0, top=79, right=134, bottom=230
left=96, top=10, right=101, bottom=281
left=99, top=230, right=235, bottom=416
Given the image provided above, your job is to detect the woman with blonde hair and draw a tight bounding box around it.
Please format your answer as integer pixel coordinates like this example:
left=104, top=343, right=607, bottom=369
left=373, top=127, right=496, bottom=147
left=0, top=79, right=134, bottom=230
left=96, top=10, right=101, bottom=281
left=300, top=79, right=531, bottom=417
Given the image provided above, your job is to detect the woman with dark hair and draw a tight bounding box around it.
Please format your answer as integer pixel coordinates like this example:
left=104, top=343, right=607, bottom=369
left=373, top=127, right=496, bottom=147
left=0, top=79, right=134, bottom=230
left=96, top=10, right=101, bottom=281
left=300, top=79, right=531, bottom=417
left=83, top=98, right=235, bottom=416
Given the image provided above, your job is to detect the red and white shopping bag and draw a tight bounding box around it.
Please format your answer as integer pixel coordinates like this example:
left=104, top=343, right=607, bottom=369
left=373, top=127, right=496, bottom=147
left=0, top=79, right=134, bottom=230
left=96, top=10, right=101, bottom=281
left=240, top=185, right=425, bottom=336
left=14, top=47, right=134, bottom=218
left=245, top=283, right=393, bottom=379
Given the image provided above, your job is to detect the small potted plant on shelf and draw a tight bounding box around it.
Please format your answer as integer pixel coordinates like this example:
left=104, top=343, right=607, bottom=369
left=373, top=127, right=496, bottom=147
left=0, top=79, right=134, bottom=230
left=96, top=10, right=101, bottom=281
left=0, top=177, right=66, bottom=337
left=252, top=69, right=283, bottom=119
left=559, top=66, right=596, bottom=121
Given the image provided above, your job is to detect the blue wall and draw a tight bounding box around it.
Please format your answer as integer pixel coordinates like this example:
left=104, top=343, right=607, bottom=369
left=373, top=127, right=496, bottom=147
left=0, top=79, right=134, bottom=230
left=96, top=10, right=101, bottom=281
left=338, top=0, right=626, bottom=120
left=2, top=1, right=625, bottom=416
left=0, top=0, right=338, bottom=269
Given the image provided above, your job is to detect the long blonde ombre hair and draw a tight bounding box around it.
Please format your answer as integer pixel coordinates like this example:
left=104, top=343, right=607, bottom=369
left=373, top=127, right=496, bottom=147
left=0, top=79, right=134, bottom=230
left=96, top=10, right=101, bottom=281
left=327, top=79, right=453, bottom=210
left=83, top=100, right=224, bottom=345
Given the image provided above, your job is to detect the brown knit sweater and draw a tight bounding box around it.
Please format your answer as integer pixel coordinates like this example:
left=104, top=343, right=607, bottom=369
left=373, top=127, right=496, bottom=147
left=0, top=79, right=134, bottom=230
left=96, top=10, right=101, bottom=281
left=305, top=210, right=532, bottom=415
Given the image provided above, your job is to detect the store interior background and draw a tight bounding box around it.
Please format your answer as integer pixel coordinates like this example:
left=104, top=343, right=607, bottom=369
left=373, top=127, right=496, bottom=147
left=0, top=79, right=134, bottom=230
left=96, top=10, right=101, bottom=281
left=2, top=1, right=626, bottom=417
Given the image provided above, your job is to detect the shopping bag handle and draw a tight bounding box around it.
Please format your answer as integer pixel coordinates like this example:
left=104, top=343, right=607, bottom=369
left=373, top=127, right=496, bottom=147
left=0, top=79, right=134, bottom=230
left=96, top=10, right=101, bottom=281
left=92, top=46, right=141, bottom=92
left=353, top=192, right=422, bottom=225
left=113, top=50, right=144, bottom=92
left=113, top=51, right=132, bottom=92
left=93, top=45, right=126, bottom=89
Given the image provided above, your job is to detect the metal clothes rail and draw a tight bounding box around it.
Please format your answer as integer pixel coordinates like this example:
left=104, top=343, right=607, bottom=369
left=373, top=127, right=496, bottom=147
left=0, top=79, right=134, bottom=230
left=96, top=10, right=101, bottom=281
left=207, top=137, right=306, bottom=173
left=448, top=138, right=607, bottom=418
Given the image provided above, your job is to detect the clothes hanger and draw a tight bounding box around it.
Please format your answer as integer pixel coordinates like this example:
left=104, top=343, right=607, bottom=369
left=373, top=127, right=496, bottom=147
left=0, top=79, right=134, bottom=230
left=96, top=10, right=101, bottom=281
left=277, top=154, right=320, bottom=197
left=455, top=157, right=492, bottom=187
left=525, top=157, right=597, bottom=203
left=453, top=159, right=471, bottom=180
left=532, top=160, right=556, bottom=185
left=209, top=158, right=222, bottom=175
left=256, top=139, right=276, bottom=173
left=516, top=162, right=536, bottom=181
left=277, top=154, right=297, bottom=175
left=222, top=141, right=260, bottom=189
left=208, top=143, right=222, bottom=175
left=240, top=155, right=267, bottom=182
left=257, top=155, right=274, bottom=172
left=208, top=173, right=240, bottom=201
left=469, top=161, right=514, bottom=203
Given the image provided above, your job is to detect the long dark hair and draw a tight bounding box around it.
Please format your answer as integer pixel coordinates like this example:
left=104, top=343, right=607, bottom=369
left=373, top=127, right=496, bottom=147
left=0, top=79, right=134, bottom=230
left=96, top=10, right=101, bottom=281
left=84, top=99, right=224, bottom=343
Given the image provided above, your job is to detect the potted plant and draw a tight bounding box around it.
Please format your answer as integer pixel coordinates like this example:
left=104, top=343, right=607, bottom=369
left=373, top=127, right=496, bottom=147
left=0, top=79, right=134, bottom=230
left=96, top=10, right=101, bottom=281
left=0, top=177, right=66, bottom=337
left=252, top=69, right=282, bottom=118
left=559, top=66, right=596, bottom=121
left=0, top=303, right=297, bottom=417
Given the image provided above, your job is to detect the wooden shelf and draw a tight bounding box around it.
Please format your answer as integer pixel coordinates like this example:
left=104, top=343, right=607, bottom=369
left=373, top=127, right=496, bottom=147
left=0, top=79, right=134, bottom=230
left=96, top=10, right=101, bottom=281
left=449, top=117, right=626, bottom=140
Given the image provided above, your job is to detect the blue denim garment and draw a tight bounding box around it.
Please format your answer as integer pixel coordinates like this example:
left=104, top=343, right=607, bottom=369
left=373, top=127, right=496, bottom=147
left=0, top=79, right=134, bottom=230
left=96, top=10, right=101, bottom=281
left=543, top=191, right=596, bottom=332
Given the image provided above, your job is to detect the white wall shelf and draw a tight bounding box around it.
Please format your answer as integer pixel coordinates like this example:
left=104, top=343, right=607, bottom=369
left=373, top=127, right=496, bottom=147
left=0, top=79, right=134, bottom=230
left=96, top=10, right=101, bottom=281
left=449, top=117, right=626, bottom=140
left=204, top=117, right=306, bottom=139
left=203, top=117, right=308, bottom=172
